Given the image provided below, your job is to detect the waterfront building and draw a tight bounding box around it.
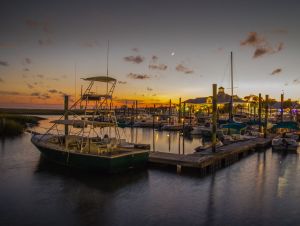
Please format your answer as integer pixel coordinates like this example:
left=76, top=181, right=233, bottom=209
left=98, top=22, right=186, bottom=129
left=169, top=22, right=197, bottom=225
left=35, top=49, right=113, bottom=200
left=183, top=87, right=246, bottom=114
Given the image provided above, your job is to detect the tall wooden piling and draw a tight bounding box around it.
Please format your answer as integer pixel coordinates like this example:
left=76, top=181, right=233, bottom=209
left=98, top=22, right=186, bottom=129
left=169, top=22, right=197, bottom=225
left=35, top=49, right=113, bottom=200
left=258, top=93, right=262, bottom=133
left=178, top=97, right=182, bottom=123
left=281, top=93, right=284, bottom=122
left=135, top=100, right=138, bottom=117
left=183, top=102, right=186, bottom=120
left=169, top=99, right=172, bottom=118
left=264, top=95, right=269, bottom=138
left=152, top=113, right=155, bottom=152
left=229, top=52, right=234, bottom=121
left=212, top=84, right=217, bottom=153
left=64, top=95, right=69, bottom=136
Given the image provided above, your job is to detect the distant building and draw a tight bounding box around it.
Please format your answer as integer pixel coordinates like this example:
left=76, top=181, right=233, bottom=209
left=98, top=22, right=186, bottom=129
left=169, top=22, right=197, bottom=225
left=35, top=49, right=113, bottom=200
left=184, top=87, right=246, bottom=113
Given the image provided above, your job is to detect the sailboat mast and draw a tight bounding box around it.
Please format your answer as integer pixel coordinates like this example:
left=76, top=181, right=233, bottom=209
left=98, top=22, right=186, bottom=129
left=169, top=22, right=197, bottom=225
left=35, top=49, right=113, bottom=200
left=230, top=51, right=233, bottom=121
left=74, top=62, right=77, bottom=109
left=106, top=40, right=109, bottom=98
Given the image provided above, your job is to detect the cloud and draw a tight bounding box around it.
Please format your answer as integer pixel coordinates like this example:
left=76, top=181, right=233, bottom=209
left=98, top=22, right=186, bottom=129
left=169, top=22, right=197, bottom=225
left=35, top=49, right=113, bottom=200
left=270, top=29, right=288, bottom=34
left=148, top=55, right=167, bottom=70
left=175, top=64, right=194, bottom=74
left=240, top=32, right=265, bottom=47
left=124, top=55, right=144, bottom=64
left=127, top=73, right=151, bottom=80
left=39, top=93, right=50, bottom=99
left=58, top=91, right=68, bottom=96
left=36, top=74, right=44, bottom=78
left=277, top=42, right=284, bottom=51
left=293, top=79, right=300, bottom=84
left=25, top=19, right=39, bottom=29
left=0, top=91, right=21, bottom=95
left=152, top=55, right=158, bottom=61
left=147, top=87, right=153, bottom=91
left=0, top=43, right=16, bottom=49
left=38, top=39, right=52, bottom=46
left=118, top=81, right=127, bottom=84
left=253, top=48, right=269, bottom=58
left=132, top=48, right=139, bottom=52
left=0, top=61, right=9, bottom=66
left=31, top=92, right=40, bottom=96
left=149, top=63, right=167, bottom=71
left=30, top=91, right=51, bottom=99
left=47, top=77, right=60, bottom=81
left=0, top=77, right=4, bottom=82
left=241, top=32, right=284, bottom=58
left=61, top=75, right=67, bottom=79
left=24, top=58, right=32, bottom=64
left=27, top=83, right=34, bottom=89
left=81, top=41, right=99, bottom=48
left=23, top=68, right=30, bottom=72
left=48, top=89, right=58, bottom=93
left=25, top=19, right=52, bottom=33
left=271, top=68, right=282, bottom=75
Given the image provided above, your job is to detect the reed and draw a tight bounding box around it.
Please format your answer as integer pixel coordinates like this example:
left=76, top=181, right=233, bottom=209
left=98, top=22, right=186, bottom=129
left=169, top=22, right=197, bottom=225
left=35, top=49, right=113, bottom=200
left=0, top=114, right=42, bottom=136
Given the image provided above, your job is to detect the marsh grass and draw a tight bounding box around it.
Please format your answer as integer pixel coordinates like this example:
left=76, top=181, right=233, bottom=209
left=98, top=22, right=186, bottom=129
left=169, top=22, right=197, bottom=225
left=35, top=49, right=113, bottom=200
left=0, top=114, right=42, bottom=136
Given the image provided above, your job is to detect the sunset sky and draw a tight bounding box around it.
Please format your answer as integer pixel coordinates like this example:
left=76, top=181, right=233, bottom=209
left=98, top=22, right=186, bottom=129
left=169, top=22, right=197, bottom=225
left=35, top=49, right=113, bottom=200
left=0, top=0, right=300, bottom=108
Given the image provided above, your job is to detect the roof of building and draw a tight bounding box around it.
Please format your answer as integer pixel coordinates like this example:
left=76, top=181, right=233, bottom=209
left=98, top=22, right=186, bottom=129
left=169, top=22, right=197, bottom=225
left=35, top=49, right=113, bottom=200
left=184, top=93, right=245, bottom=104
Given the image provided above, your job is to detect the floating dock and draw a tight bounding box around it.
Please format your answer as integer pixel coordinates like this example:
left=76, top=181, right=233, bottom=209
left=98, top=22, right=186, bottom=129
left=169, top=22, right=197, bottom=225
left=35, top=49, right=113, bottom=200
left=149, top=137, right=273, bottom=174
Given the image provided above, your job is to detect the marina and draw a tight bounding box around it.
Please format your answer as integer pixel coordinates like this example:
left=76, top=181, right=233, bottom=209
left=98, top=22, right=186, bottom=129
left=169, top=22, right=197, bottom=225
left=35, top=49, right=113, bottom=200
left=1, top=1, right=300, bottom=225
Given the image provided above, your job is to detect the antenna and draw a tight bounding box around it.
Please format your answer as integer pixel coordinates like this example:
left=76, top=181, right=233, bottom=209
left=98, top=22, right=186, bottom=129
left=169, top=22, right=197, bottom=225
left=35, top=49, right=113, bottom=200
left=106, top=40, right=109, bottom=97
left=74, top=62, right=77, bottom=108
left=106, top=40, right=109, bottom=76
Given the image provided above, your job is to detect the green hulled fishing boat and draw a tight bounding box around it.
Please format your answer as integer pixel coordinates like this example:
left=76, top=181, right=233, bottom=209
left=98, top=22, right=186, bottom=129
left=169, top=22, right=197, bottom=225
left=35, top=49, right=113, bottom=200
left=31, top=76, right=150, bottom=173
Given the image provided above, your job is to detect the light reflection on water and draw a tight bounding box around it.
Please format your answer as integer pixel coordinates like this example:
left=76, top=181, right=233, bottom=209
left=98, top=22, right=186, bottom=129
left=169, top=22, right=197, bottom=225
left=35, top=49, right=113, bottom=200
left=2, top=116, right=300, bottom=225
left=34, top=116, right=203, bottom=154
left=1, top=133, right=300, bottom=225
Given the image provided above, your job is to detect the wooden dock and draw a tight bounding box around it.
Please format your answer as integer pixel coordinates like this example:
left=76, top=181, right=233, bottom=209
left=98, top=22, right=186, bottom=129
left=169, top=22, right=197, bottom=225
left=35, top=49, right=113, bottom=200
left=149, top=137, right=273, bottom=174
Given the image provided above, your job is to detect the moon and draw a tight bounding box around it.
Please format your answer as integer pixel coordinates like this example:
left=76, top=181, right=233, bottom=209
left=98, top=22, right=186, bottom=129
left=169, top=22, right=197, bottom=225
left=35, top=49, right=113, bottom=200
left=171, top=52, right=175, bottom=56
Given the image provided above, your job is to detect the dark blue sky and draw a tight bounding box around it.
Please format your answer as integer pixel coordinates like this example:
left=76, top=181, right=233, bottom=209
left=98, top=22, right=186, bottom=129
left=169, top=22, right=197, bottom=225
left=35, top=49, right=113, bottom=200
left=0, top=0, right=300, bottom=107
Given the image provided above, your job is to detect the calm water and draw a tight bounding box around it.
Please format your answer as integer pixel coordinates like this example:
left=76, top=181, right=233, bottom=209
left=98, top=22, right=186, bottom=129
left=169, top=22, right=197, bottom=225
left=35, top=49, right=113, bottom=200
left=34, top=116, right=204, bottom=154
left=1, top=120, right=300, bottom=225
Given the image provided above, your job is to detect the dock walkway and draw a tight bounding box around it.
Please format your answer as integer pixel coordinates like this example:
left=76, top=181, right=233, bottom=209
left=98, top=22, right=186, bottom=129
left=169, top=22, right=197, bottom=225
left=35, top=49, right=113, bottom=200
left=149, top=137, right=273, bottom=173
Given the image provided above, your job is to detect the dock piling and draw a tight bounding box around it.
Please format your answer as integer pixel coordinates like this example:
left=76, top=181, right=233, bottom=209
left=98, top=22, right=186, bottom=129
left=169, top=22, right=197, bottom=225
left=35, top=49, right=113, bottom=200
left=258, top=93, right=262, bottom=133
left=281, top=93, right=284, bottom=122
left=264, top=95, right=269, bottom=138
left=64, top=95, right=69, bottom=136
left=212, top=84, right=217, bottom=153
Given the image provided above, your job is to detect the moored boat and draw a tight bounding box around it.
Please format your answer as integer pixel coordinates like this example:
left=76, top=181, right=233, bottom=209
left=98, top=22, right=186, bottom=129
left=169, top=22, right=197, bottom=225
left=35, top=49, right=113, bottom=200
left=31, top=76, right=150, bottom=173
left=272, top=137, right=298, bottom=152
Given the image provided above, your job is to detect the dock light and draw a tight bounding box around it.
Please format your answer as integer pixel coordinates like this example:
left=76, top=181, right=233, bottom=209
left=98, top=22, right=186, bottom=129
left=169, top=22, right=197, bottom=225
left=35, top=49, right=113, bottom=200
left=156, top=116, right=159, bottom=120
left=181, top=118, right=184, bottom=122
left=167, top=134, right=169, bottom=137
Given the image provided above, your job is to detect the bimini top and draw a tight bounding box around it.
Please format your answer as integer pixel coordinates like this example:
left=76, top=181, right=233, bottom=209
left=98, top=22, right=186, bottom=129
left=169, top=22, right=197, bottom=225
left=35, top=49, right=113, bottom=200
left=83, top=76, right=116, bottom=83
left=51, top=119, right=115, bottom=128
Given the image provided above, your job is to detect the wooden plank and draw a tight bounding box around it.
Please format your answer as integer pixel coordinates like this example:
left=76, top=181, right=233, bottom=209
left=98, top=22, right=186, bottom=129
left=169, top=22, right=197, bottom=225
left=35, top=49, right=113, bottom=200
left=149, top=137, right=273, bottom=169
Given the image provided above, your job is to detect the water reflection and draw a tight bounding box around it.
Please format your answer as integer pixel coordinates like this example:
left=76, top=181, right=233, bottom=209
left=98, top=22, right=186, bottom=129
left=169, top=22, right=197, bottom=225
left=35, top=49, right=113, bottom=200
left=35, top=156, right=149, bottom=193
left=1, top=133, right=300, bottom=225
left=35, top=116, right=203, bottom=155
left=204, top=173, right=216, bottom=226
